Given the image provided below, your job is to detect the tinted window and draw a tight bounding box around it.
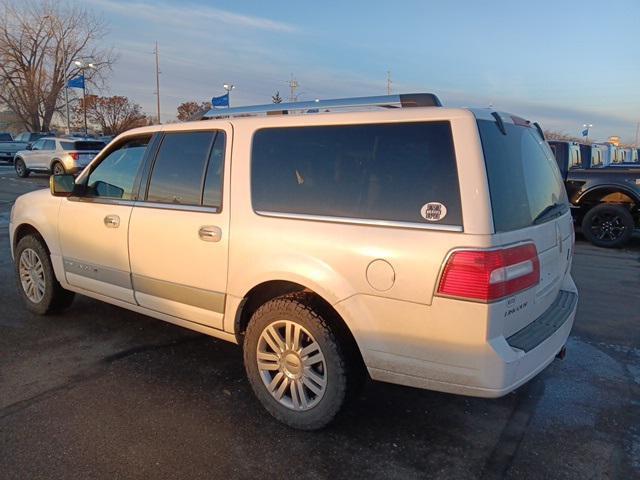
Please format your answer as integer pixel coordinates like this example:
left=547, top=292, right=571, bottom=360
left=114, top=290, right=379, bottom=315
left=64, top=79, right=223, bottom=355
left=31, top=139, right=45, bottom=150
left=202, top=132, right=226, bottom=209
left=62, top=141, right=105, bottom=151
left=43, top=140, right=56, bottom=150
left=147, top=131, right=215, bottom=205
left=251, top=122, right=461, bottom=225
left=86, top=136, right=150, bottom=199
left=0, top=133, right=12, bottom=141
left=478, top=120, right=568, bottom=232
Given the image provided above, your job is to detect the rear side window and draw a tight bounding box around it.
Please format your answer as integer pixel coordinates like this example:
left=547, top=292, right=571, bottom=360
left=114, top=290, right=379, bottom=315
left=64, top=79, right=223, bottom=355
left=251, top=122, right=462, bottom=226
left=202, top=132, right=226, bottom=209
left=43, top=140, right=56, bottom=150
left=477, top=120, right=568, bottom=232
left=147, top=132, right=215, bottom=205
left=62, top=141, right=105, bottom=151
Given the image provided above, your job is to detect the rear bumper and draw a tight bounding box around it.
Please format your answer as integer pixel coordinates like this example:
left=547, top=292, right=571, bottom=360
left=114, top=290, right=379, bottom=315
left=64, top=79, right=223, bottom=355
left=343, top=278, right=578, bottom=398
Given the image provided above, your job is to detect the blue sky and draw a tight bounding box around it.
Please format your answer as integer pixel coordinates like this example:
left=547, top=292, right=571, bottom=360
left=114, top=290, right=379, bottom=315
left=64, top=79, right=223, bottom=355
left=86, top=0, right=639, bottom=143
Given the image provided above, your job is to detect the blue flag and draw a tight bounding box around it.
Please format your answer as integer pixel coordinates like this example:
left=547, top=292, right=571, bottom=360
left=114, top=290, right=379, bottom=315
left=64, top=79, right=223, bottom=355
left=581, top=128, right=589, bottom=137
left=67, top=75, right=85, bottom=89
left=212, top=93, right=229, bottom=107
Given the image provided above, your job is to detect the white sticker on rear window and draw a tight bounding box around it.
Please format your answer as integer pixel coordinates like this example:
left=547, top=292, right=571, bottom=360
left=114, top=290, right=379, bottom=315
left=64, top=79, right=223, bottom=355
left=421, top=202, right=447, bottom=222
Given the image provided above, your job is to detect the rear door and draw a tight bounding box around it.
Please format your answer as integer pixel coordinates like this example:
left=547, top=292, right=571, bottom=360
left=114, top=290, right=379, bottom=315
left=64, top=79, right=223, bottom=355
left=128, top=127, right=230, bottom=329
left=477, top=117, right=572, bottom=336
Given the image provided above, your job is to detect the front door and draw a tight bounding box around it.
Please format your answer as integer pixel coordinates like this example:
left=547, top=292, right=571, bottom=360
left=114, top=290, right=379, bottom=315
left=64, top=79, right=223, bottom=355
left=59, top=135, right=152, bottom=303
left=26, top=139, right=48, bottom=168
left=128, top=127, right=230, bottom=329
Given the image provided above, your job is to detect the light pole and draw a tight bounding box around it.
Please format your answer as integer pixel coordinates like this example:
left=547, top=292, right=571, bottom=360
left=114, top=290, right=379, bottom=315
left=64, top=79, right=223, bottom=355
left=74, top=60, right=96, bottom=136
left=582, top=123, right=593, bottom=143
left=223, top=84, right=234, bottom=108
left=43, top=15, right=70, bottom=134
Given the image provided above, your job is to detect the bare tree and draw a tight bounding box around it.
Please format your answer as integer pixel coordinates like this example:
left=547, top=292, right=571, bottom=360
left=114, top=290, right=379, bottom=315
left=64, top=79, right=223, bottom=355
left=75, top=95, right=147, bottom=135
left=0, top=0, right=115, bottom=132
left=176, top=101, right=211, bottom=122
left=544, top=130, right=592, bottom=144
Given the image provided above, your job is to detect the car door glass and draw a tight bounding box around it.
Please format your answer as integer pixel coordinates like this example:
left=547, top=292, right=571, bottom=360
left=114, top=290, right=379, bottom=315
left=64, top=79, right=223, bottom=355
left=146, top=131, right=215, bottom=206
left=31, top=139, right=44, bottom=150
left=86, top=137, right=150, bottom=200
left=43, top=140, right=56, bottom=151
left=202, top=132, right=226, bottom=209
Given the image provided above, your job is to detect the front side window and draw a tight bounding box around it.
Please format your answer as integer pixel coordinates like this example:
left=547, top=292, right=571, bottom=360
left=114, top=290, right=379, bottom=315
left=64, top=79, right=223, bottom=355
left=85, top=136, right=150, bottom=199
left=31, top=139, right=45, bottom=150
left=251, top=122, right=462, bottom=226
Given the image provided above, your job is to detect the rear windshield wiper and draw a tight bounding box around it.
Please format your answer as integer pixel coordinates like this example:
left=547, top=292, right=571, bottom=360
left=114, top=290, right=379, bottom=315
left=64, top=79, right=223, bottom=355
left=533, top=202, right=567, bottom=224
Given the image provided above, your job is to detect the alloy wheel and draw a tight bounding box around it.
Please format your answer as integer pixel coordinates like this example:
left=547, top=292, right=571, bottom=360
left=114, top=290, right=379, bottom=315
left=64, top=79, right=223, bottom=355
left=52, top=163, right=65, bottom=175
left=19, top=248, right=46, bottom=303
left=590, top=212, right=626, bottom=241
left=256, top=320, right=327, bottom=411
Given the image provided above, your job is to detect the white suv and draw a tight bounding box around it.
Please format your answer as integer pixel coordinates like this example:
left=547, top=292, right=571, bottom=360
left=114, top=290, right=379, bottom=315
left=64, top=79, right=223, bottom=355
left=10, top=93, right=578, bottom=430
left=14, top=137, right=105, bottom=177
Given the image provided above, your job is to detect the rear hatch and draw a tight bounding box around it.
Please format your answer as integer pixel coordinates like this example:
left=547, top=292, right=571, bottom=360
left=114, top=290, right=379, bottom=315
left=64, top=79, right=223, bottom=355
left=63, top=140, right=105, bottom=167
left=477, top=115, right=573, bottom=337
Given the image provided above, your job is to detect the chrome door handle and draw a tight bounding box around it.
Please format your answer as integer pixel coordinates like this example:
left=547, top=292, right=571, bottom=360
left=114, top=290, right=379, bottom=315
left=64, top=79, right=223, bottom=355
left=104, top=214, right=120, bottom=228
left=198, top=225, right=222, bottom=242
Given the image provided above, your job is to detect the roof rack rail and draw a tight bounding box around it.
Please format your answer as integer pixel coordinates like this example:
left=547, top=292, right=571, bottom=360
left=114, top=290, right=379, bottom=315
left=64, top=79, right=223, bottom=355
left=201, top=92, right=442, bottom=119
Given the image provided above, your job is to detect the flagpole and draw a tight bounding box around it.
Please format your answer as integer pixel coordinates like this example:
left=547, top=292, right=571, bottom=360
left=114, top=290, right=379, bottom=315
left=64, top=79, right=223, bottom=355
left=83, top=74, right=87, bottom=136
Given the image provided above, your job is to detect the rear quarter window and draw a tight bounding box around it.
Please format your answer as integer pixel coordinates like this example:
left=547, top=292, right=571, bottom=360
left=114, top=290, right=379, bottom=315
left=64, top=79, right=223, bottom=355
left=251, top=121, right=462, bottom=227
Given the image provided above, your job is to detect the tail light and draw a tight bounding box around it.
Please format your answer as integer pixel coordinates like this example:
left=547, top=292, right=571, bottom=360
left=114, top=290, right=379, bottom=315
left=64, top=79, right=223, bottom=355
left=437, top=244, right=540, bottom=302
left=68, top=152, right=79, bottom=161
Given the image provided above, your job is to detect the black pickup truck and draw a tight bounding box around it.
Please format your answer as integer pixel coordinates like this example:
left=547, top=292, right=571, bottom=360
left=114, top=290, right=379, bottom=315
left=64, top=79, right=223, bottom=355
left=549, top=140, right=640, bottom=248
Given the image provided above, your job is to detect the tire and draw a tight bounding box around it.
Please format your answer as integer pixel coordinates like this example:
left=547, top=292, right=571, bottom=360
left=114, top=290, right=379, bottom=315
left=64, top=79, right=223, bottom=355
left=15, top=158, right=29, bottom=178
left=51, top=161, right=65, bottom=175
left=14, top=235, right=75, bottom=315
left=581, top=203, right=634, bottom=248
left=243, top=293, right=355, bottom=430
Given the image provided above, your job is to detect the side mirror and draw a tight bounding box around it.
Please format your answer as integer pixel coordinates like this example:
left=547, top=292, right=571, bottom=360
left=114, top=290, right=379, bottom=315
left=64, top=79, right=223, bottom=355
left=50, top=174, right=76, bottom=197
left=25, top=144, right=32, bottom=150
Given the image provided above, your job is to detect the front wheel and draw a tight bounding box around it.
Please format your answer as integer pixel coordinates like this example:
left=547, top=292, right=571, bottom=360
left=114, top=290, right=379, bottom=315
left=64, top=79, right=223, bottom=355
left=243, top=293, right=353, bottom=430
left=581, top=203, right=634, bottom=248
left=15, top=158, right=29, bottom=178
left=14, top=235, right=75, bottom=314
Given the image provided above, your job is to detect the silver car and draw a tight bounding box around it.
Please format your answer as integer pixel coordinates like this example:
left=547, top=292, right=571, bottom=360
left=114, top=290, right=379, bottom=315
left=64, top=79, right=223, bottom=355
left=14, top=137, right=105, bottom=177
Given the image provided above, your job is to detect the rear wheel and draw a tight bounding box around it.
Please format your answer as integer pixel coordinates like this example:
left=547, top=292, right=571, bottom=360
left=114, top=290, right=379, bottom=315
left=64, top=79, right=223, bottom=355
left=582, top=203, right=634, bottom=248
left=14, top=235, right=75, bottom=314
left=51, top=161, right=65, bottom=175
left=243, top=293, right=354, bottom=430
left=15, top=158, right=29, bottom=178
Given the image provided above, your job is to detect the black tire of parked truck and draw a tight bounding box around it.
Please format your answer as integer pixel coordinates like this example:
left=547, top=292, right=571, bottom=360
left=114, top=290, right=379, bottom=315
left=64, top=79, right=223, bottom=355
left=14, top=235, right=75, bottom=314
left=14, top=158, right=29, bottom=178
left=581, top=203, right=634, bottom=248
left=243, top=292, right=361, bottom=430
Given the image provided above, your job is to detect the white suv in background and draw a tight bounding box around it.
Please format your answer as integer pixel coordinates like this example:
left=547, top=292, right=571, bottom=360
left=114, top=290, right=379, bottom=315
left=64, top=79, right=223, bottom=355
left=14, top=137, right=105, bottom=177
left=10, top=93, right=578, bottom=430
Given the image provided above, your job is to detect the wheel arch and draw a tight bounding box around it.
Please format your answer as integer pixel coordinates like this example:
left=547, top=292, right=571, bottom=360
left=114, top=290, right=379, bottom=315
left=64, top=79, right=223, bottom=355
left=13, top=223, right=51, bottom=255
left=576, top=184, right=640, bottom=208
left=233, top=279, right=365, bottom=369
left=50, top=158, right=64, bottom=170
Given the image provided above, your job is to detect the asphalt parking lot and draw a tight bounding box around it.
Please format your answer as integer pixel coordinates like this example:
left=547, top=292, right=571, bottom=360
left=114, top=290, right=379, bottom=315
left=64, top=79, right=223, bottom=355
left=0, top=164, right=638, bottom=480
